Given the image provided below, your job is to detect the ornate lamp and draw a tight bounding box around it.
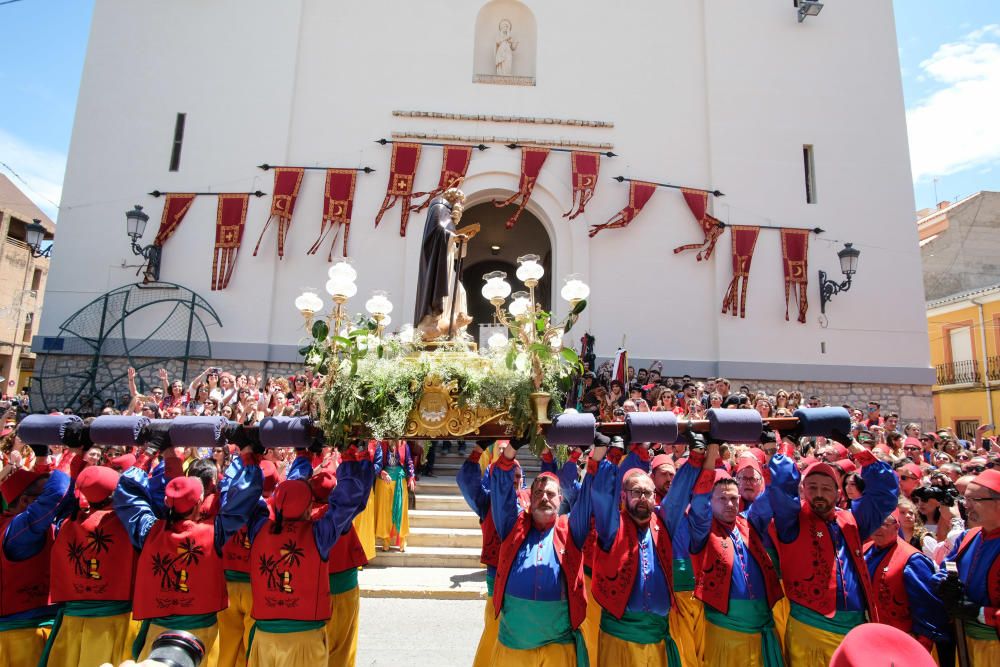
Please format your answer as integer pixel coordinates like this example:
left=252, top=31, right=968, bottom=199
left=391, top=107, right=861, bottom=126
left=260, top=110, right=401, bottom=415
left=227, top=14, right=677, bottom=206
left=819, top=243, right=861, bottom=314
left=294, top=290, right=324, bottom=327
left=559, top=274, right=590, bottom=308
left=124, top=205, right=161, bottom=282
left=25, top=220, right=51, bottom=258
left=365, top=290, right=393, bottom=337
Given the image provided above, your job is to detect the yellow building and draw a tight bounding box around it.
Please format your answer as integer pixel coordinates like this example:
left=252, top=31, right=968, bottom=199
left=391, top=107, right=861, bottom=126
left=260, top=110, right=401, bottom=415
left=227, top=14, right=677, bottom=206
left=926, top=284, right=1000, bottom=440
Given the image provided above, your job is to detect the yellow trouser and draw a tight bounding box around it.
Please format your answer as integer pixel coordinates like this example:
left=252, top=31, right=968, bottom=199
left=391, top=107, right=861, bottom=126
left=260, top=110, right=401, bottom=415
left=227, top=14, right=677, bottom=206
left=139, top=621, right=220, bottom=667
left=473, top=594, right=499, bottom=667
left=326, top=586, right=360, bottom=667
left=491, top=640, right=577, bottom=666
left=248, top=627, right=327, bottom=666
left=598, top=629, right=667, bottom=667
left=353, top=490, right=377, bottom=561
left=217, top=580, right=254, bottom=667
left=772, top=595, right=789, bottom=649
left=704, top=620, right=768, bottom=667
left=46, top=611, right=135, bottom=667
left=670, top=591, right=705, bottom=667
left=580, top=574, right=601, bottom=663
left=784, top=615, right=842, bottom=667
left=0, top=626, right=49, bottom=667
left=967, top=636, right=1000, bottom=667
left=374, top=477, right=409, bottom=547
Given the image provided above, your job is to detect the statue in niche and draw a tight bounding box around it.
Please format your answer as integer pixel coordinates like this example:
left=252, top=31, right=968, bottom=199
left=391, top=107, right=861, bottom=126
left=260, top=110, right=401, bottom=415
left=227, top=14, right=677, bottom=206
left=495, top=18, right=518, bottom=76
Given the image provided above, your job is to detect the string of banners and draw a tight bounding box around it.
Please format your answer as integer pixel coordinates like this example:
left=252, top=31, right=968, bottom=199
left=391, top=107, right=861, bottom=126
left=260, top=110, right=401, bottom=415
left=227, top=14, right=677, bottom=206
left=146, top=141, right=821, bottom=322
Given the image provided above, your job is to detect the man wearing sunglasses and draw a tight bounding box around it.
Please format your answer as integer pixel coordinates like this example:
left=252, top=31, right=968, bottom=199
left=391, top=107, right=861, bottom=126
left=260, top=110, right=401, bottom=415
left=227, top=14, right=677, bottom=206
left=934, top=469, right=1000, bottom=664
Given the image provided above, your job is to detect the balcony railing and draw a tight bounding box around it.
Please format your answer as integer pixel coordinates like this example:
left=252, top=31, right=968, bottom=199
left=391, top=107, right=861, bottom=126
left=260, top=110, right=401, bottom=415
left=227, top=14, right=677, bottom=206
left=936, top=359, right=980, bottom=385
left=989, top=356, right=1000, bottom=383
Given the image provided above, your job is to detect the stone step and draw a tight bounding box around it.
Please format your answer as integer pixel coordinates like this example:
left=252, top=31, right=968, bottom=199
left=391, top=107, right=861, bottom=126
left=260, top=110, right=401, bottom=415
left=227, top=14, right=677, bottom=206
left=414, top=494, right=471, bottom=511
left=407, top=527, right=482, bottom=548
left=414, top=478, right=463, bottom=496
left=370, top=545, right=483, bottom=568
left=409, top=509, right=480, bottom=530
left=358, top=565, right=487, bottom=600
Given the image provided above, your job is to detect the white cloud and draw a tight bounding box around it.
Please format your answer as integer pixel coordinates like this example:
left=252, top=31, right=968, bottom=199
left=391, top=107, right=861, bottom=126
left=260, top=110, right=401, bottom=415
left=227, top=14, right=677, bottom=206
left=906, top=25, right=1000, bottom=182
left=0, top=128, right=65, bottom=221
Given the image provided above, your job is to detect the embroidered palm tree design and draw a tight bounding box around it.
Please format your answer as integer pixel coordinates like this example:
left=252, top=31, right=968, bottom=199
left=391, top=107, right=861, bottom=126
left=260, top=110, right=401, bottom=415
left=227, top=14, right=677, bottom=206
left=257, top=540, right=304, bottom=593
left=66, top=539, right=88, bottom=577
left=151, top=552, right=179, bottom=591
left=149, top=538, right=204, bottom=594
left=85, top=526, right=113, bottom=579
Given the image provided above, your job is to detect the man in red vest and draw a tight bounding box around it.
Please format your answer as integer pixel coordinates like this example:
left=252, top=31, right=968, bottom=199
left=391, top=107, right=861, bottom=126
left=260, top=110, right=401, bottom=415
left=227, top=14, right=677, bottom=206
left=766, top=438, right=898, bottom=666
left=688, top=444, right=784, bottom=667
left=0, top=447, right=78, bottom=665
left=934, top=468, right=1000, bottom=665
left=490, top=441, right=591, bottom=665
left=114, top=444, right=263, bottom=662
left=587, top=441, right=684, bottom=666
left=863, top=508, right=949, bottom=652
left=45, top=465, right=139, bottom=667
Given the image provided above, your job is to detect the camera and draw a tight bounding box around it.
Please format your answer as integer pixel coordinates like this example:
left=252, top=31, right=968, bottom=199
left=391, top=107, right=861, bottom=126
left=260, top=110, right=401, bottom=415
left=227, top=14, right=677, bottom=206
left=148, top=630, right=205, bottom=667
left=911, top=485, right=960, bottom=507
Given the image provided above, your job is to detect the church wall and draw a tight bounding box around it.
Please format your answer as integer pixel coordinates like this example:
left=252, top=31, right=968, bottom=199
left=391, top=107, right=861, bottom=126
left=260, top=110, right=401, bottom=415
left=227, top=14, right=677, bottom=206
left=38, top=0, right=932, bottom=389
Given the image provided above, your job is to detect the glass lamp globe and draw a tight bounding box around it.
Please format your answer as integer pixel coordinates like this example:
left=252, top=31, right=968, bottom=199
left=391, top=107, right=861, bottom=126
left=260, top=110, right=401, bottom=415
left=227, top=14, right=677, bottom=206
left=481, top=271, right=513, bottom=302
left=515, top=254, right=545, bottom=284
left=294, top=291, right=323, bottom=316
left=509, top=291, right=531, bottom=318
left=379, top=315, right=392, bottom=328
left=365, top=290, right=393, bottom=316
left=560, top=274, right=590, bottom=303
left=328, top=258, right=358, bottom=283
left=487, top=332, right=508, bottom=350
left=326, top=277, right=357, bottom=300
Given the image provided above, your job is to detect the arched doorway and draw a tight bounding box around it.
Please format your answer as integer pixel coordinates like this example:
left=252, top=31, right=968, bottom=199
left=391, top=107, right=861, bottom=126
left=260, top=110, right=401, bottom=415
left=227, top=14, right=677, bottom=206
left=460, top=201, right=552, bottom=343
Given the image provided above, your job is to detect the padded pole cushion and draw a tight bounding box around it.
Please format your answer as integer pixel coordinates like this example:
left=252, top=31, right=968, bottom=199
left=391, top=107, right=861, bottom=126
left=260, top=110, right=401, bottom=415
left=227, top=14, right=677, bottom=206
left=706, top=408, right=763, bottom=443
left=794, top=407, right=851, bottom=438
left=259, top=416, right=313, bottom=449
left=90, top=416, right=150, bottom=446
left=625, top=412, right=678, bottom=445
left=141, top=420, right=173, bottom=451
left=547, top=412, right=596, bottom=447
left=168, top=416, right=228, bottom=448
left=16, top=414, right=83, bottom=446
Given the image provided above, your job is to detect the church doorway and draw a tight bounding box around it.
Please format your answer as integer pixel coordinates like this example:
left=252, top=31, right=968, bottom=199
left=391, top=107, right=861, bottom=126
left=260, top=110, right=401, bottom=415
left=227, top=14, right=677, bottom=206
left=460, top=201, right=552, bottom=344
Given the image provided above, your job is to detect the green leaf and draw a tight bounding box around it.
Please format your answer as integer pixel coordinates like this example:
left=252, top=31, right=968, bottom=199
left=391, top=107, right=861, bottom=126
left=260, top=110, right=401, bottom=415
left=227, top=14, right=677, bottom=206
left=377, top=344, right=384, bottom=359
left=298, top=345, right=313, bottom=357
left=560, top=347, right=580, bottom=365
left=311, top=320, right=329, bottom=342
left=505, top=345, right=517, bottom=370
left=571, top=299, right=587, bottom=315
left=563, top=313, right=578, bottom=334
left=535, top=312, right=550, bottom=335
left=333, top=336, right=352, bottom=348
left=367, top=319, right=378, bottom=331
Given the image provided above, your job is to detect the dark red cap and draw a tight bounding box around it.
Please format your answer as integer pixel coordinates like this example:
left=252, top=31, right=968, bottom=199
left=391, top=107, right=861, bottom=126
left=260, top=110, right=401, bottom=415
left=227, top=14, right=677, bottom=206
left=76, top=465, right=120, bottom=504
left=165, top=477, right=203, bottom=514
left=274, top=480, right=313, bottom=519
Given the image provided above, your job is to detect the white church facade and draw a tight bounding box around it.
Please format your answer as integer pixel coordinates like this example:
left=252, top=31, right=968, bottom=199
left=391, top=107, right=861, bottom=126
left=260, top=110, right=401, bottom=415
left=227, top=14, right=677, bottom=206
left=36, top=0, right=934, bottom=420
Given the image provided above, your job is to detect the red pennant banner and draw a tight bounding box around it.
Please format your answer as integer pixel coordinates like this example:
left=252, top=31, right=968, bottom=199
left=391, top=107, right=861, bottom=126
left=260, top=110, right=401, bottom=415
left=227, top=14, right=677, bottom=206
left=720, top=226, right=761, bottom=319
left=212, top=194, right=250, bottom=291
left=780, top=228, right=810, bottom=323
left=411, top=145, right=473, bottom=213
left=563, top=152, right=601, bottom=220
left=374, top=143, right=422, bottom=237
left=153, top=194, right=196, bottom=247
left=494, top=147, right=550, bottom=229
left=308, top=169, right=357, bottom=262
left=674, top=189, right=725, bottom=261
left=588, top=181, right=657, bottom=238
left=253, top=167, right=304, bottom=260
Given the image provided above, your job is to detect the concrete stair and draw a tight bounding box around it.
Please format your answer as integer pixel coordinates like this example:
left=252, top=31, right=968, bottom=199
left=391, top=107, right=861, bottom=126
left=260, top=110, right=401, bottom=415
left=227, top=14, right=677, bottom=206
left=368, top=546, right=484, bottom=568
left=408, top=527, right=482, bottom=548
left=409, top=509, right=480, bottom=529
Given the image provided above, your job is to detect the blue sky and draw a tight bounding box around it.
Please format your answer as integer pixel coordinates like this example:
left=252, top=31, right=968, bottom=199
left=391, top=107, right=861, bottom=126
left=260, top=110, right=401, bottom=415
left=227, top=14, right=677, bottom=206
left=0, top=1, right=997, bottom=221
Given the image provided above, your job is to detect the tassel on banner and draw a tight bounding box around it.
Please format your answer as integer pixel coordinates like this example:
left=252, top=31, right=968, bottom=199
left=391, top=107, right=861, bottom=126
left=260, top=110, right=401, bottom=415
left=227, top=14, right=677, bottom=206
left=494, top=147, right=549, bottom=229
left=253, top=167, right=304, bottom=259
left=720, top=226, right=761, bottom=319
left=153, top=194, right=197, bottom=247
left=674, top=189, right=725, bottom=261
left=374, top=143, right=421, bottom=237
left=781, top=228, right=811, bottom=323
left=563, top=151, right=601, bottom=220
left=211, top=194, right=250, bottom=291
left=588, top=181, right=657, bottom=237
left=410, top=145, right=473, bottom=213
left=308, top=169, right=357, bottom=262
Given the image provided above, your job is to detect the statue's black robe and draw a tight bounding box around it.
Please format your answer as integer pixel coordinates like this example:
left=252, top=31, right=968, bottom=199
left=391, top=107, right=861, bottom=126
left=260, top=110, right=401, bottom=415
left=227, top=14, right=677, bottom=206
left=413, top=197, right=456, bottom=325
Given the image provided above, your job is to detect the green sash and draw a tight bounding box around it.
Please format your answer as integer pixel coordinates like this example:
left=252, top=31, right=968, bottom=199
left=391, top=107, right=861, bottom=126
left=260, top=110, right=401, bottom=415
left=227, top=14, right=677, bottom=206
left=132, top=612, right=217, bottom=659
left=39, top=600, right=134, bottom=666
left=329, top=568, right=359, bottom=595
left=0, top=616, right=53, bottom=632
left=964, top=619, right=997, bottom=641
left=789, top=603, right=865, bottom=636
left=498, top=595, right=588, bottom=667
left=599, top=609, right=682, bottom=666
left=672, top=559, right=695, bottom=592
left=486, top=571, right=495, bottom=598
left=765, top=547, right=782, bottom=578
left=224, top=569, right=251, bottom=583
left=387, top=465, right=407, bottom=534
left=705, top=599, right=784, bottom=667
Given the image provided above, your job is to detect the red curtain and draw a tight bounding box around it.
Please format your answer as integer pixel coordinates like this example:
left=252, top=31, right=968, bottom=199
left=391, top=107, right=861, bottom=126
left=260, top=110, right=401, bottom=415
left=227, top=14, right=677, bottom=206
left=153, top=194, right=196, bottom=247
left=781, top=228, right=811, bottom=323
left=720, top=226, right=761, bottom=319
left=494, top=147, right=550, bottom=229
left=563, top=151, right=601, bottom=220
left=308, top=169, right=357, bottom=261
left=253, top=167, right=304, bottom=259
left=212, top=194, right=250, bottom=291
left=674, top=189, right=725, bottom=261
left=411, top=145, right=473, bottom=213
left=588, top=181, right=657, bottom=237
left=374, top=143, right=422, bottom=236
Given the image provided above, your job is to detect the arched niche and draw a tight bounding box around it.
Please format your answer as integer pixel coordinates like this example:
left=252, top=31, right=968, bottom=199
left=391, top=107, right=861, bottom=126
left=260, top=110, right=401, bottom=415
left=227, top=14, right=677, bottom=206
left=473, top=1, right=537, bottom=85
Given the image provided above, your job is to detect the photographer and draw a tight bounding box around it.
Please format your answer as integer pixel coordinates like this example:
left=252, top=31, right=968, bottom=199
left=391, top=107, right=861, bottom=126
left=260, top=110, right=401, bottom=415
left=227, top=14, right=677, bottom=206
left=912, top=475, right=962, bottom=544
